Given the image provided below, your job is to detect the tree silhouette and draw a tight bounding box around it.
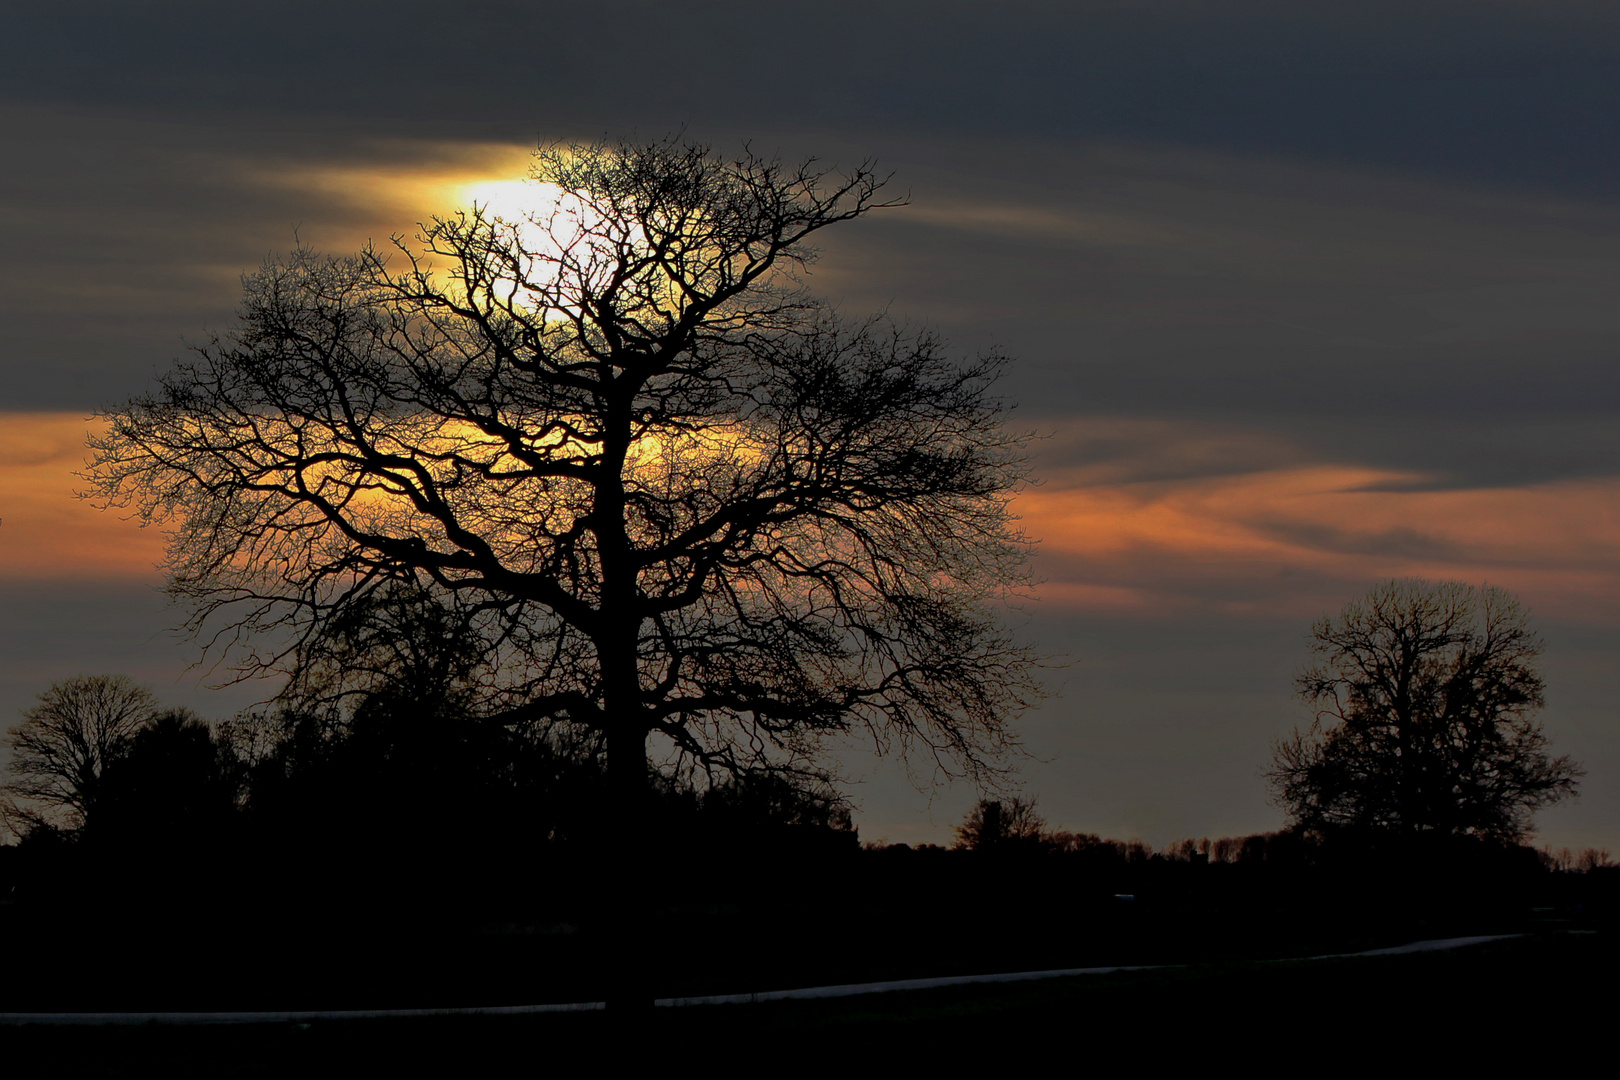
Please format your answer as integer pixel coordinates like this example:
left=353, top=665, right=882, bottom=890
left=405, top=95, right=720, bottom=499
left=87, top=137, right=1041, bottom=1005
left=951, top=796, right=1051, bottom=852
left=1267, top=580, right=1581, bottom=843
left=94, top=708, right=243, bottom=856
left=1, top=675, right=158, bottom=836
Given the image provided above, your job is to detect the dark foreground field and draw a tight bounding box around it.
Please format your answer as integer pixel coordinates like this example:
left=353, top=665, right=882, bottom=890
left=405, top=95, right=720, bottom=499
left=0, top=933, right=1609, bottom=1074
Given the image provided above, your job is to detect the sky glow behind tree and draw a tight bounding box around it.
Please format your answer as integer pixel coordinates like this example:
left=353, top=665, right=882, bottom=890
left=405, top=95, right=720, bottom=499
left=1, top=1, right=1617, bottom=849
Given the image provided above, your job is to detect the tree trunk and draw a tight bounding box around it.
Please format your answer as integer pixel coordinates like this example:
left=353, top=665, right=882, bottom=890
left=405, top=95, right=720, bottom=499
left=594, top=385, right=655, bottom=1015
left=604, top=717, right=652, bottom=1015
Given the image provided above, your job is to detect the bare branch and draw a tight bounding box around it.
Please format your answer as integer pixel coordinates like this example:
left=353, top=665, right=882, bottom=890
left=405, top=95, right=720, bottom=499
left=85, top=136, right=1042, bottom=800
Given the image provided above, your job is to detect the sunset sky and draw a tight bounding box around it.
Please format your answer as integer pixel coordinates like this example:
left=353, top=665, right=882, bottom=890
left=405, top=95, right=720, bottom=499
left=2, top=1, right=1618, bottom=849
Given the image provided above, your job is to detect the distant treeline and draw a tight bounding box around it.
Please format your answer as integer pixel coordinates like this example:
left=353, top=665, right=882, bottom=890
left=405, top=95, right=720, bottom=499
left=940, top=795, right=1614, bottom=874
left=2, top=693, right=1612, bottom=924
left=1, top=685, right=1615, bottom=1009
left=0, top=678, right=858, bottom=942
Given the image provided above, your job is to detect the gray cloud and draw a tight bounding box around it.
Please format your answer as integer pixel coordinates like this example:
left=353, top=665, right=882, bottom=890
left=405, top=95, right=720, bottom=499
left=5, top=2, right=1620, bottom=194
left=817, top=141, right=1620, bottom=487
left=6, top=108, right=1618, bottom=484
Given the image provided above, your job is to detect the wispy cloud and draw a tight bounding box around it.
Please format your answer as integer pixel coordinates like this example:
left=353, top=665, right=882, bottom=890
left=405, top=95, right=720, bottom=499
left=1019, top=418, right=1620, bottom=622
left=0, top=414, right=165, bottom=581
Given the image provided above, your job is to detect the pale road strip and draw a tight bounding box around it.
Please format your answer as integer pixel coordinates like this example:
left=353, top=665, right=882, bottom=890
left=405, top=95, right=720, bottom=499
left=0, top=934, right=1526, bottom=1025
left=656, top=934, right=1524, bottom=1006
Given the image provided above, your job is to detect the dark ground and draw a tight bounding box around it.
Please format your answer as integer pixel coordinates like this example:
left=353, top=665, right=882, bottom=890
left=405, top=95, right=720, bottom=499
left=0, top=934, right=1610, bottom=1074
left=6, top=841, right=1606, bottom=1011
left=2, top=835, right=1611, bottom=1080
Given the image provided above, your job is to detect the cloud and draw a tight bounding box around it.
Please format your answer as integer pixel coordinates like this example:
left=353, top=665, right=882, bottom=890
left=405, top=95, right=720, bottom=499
left=6, top=3, right=1620, bottom=193
left=0, top=414, right=166, bottom=582
left=15, top=407, right=1614, bottom=633
left=1018, top=420, right=1620, bottom=622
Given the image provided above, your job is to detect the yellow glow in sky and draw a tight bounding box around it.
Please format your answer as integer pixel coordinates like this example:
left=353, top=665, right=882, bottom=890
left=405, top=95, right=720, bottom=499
left=458, top=178, right=567, bottom=224
left=454, top=176, right=615, bottom=310
left=0, top=414, right=166, bottom=582
left=11, top=411, right=1620, bottom=625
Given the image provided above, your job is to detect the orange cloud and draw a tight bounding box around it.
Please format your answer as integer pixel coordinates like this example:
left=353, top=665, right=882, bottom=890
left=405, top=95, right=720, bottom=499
left=0, top=414, right=167, bottom=582
left=7, top=411, right=1618, bottom=626
left=1018, top=463, right=1620, bottom=622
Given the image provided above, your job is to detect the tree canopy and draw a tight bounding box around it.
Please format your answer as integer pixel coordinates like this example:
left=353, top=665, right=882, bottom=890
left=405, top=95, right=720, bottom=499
left=951, top=796, right=1050, bottom=852
left=1267, top=580, right=1581, bottom=843
left=88, top=136, right=1040, bottom=814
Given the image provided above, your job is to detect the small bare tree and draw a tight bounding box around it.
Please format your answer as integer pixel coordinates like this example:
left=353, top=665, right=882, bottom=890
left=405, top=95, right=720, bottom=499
left=2, top=675, right=158, bottom=836
left=1267, top=580, right=1581, bottom=842
left=952, top=796, right=1050, bottom=851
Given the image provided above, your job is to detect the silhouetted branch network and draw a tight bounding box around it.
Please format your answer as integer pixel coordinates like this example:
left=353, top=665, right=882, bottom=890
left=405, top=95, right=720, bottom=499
left=87, top=137, right=1042, bottom=797
left=1267, top=580, right=1580, bottom=843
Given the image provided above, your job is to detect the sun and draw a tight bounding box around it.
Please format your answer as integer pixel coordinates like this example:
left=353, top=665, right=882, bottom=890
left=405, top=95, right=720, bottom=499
left=451, top=175, right=623, bottom=312
left=457, top=177, right=587, bottom=255
left=458, top=178, right=569, bottom=226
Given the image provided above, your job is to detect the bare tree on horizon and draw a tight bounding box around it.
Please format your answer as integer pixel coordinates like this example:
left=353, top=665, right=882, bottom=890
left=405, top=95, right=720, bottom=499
left=1, top=674, right=158, bottom=837
left=1268, top=579, right=1581, bottom=844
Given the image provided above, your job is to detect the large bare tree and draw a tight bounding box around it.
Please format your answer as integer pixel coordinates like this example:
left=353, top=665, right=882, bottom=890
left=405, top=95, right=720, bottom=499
left=89, top=137, right=1041, bottom=1002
